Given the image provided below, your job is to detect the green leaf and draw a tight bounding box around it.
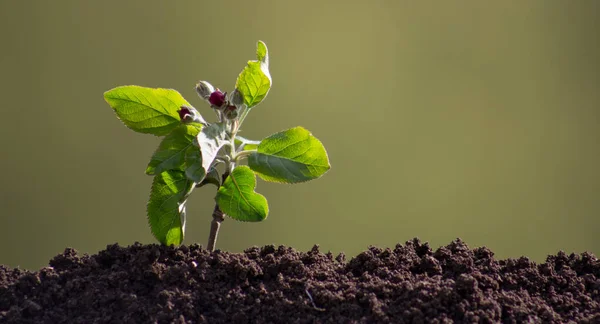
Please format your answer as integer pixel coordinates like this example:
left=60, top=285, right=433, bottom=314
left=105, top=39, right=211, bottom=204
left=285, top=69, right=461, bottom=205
left=243, top=143, right=259, bottom=151
left=147, top=170, right=193, bottom=246
left=248, top=127, right=330, bottom=183
left=202, top=167, right=222, bottom=188
left=146, top=124, right=202, bottom=175
left=196, top=167, right=221, bottom=188
left=256, top=41, right=268, bottom=62
left=183, top=123, right=227, bottom=184
left=197, top=123, right=228, bottom=176
left=184, top=145, right=205, bottom=183
left=235, top=41, right=271, bottom=108
left=216, top=166, right=268, bottom=222
left=104, top=86, right=190, bottom=136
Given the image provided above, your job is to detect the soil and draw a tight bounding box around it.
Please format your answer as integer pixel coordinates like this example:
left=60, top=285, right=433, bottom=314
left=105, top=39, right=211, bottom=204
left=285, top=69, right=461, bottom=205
left=1, top=238, right=599, bottom=323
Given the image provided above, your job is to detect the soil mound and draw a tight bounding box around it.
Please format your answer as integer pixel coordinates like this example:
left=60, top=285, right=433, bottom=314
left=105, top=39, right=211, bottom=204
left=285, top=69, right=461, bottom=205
left=1, top=238, right=599, bottom=323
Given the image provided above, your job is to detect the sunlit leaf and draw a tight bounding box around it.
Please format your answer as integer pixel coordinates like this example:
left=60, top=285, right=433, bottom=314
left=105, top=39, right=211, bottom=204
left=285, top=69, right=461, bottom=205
left=104, top=86, right=190, bottom=136
left=146, top=124, right=202, bottom=175
left=216, top=166, right=268, bottom=222
left=147, top=170, right=193, bottom=245
left=235, top=41, right=271, bottom=108
left=248, top=127, right=330, bottom=183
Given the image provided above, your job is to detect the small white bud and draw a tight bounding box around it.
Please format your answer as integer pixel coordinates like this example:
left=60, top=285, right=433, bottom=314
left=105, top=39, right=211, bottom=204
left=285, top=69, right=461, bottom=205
left=229, top=89, right=244, bottom=107
left=195, top=81, right=215, bottom=100
left=223, top=105, right=238, bottom=120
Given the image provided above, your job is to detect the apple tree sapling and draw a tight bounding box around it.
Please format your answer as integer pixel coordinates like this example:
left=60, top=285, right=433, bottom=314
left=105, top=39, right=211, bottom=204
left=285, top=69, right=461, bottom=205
left=103, top=41, right=330, bottom=251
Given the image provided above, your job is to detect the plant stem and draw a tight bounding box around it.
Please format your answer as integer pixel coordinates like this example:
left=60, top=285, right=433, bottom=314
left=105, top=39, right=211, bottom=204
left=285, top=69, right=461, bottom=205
left=207, top=203, right=224, bottom=252
left=207, top=170, right=230, bottom=252
left=233, top=149, right=255, bottom=162
left=237, top=106, right=250, bottom=129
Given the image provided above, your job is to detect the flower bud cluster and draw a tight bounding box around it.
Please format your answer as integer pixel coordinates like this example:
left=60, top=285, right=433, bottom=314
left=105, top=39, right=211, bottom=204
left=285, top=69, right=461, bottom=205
left=195, top=80, right=241, bottom=121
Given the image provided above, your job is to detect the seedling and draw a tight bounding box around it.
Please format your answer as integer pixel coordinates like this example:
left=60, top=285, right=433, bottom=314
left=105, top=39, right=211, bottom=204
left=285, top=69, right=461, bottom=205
left=104, top=41, right=330, bottom=251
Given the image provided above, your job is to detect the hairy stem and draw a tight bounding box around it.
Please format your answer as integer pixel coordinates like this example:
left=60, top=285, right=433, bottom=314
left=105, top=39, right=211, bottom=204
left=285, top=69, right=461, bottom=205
left=233, top=149, right=255, bottom=162
left=207, top=171, right=230, bottom=252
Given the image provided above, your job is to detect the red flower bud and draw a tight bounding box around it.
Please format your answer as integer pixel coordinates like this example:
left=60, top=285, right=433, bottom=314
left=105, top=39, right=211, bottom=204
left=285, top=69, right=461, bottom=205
left=178, top=107, right=192, bottom=120
left=209, top=90, right=226, bottom=108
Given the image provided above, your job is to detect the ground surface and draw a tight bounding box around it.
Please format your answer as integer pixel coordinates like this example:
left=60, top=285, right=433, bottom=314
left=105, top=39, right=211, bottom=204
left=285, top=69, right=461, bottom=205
left=0, top=239, right=599, bottom=323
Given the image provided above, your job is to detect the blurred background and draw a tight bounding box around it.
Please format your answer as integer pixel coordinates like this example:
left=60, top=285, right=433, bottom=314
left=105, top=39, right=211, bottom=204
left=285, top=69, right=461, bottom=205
left=0, top=1, right=598, bottom=270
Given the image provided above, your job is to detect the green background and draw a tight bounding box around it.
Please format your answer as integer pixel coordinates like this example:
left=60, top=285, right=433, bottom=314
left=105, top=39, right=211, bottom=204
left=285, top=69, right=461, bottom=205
left=1, top=1, right=598, bottom=270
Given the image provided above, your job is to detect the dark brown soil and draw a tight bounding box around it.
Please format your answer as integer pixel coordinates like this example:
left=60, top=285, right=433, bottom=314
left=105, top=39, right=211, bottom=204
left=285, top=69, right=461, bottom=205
left=1, top=239, right=599, bottom=323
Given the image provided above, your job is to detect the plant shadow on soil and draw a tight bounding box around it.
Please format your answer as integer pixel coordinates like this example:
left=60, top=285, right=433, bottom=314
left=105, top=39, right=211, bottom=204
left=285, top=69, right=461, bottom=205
left=1, top=238, right=599, bottom=323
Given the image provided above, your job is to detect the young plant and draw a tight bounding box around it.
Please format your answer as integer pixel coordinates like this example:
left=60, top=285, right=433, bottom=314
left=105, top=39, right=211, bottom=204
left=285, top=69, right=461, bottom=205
left=104, top=41, right=330, bottom=251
